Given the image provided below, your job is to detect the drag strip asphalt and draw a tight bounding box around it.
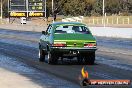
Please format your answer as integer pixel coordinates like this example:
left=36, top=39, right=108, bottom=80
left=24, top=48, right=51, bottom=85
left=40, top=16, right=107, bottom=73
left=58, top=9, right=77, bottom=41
left=0, top=29, right=132, bottom=88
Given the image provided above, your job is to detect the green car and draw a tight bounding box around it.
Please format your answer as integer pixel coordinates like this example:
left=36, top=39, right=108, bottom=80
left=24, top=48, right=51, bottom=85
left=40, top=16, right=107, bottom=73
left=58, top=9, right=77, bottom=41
left=39, top=22, right=97, bottom=64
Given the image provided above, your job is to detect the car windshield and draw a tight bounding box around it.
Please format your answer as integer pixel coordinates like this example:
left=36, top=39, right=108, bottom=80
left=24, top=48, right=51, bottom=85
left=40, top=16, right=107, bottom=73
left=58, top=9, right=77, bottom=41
left=54, top=25, right=90, bottom=34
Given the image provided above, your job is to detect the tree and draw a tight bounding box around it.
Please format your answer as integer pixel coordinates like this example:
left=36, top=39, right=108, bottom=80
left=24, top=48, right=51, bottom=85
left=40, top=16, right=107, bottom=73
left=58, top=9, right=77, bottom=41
left=83, top=0, right=96, bottom=16
left=92, top=0, right=102, bottom=16
left=1, top=0, right=132, bottom=17
left=105, top=0, right=121, bottom=14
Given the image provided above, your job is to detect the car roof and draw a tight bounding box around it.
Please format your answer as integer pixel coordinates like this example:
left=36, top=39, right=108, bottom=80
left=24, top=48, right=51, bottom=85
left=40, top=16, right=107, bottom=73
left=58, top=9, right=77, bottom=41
left=51, top=22, right=86, bottom=26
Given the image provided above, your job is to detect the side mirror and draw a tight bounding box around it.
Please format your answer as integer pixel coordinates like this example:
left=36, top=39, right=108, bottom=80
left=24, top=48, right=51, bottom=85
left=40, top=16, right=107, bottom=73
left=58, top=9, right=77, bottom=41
left=42, top=31, right=46, bottom=35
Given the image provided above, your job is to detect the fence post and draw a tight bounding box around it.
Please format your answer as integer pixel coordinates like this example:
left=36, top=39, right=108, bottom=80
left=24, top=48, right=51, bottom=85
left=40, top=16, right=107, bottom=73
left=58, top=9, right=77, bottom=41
left=92, top=19, right=94, bottom=25
left=97, top=19, right=99, bottom=24
left=112, top=18, right=113, bottom=24
left=123, top=18, right=124, bottom=24
left=116, top=17, right=118, bottom=24
left=102, top=18, right=103, bottom=24
left=127, top=18, right=129, bottom=24
left=106, top=18, right=108, bottom=24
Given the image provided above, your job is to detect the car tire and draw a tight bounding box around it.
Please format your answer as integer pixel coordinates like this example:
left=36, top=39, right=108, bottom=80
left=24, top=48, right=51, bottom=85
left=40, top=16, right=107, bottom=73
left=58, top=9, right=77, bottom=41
left=48, top=52, right=58, bottom=64
left=39, top=49, right=45, bottom=62
left=84, top=52, right=95, bottom=65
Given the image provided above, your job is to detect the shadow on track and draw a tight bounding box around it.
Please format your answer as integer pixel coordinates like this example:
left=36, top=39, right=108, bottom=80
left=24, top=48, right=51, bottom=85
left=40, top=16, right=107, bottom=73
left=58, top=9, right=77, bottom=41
left=44, top=58, right=98, bottom=66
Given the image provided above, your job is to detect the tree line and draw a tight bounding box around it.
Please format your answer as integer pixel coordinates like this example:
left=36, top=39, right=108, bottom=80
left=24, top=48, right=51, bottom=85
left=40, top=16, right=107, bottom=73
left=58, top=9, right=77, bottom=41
left=47, top=0, right=132, bottom=16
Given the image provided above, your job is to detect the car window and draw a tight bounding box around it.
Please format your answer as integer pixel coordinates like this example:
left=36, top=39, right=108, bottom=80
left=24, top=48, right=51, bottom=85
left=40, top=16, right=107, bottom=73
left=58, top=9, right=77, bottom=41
left=46, top=25, right=52, bottom=34
left=54, top=25, right=90, bottom=34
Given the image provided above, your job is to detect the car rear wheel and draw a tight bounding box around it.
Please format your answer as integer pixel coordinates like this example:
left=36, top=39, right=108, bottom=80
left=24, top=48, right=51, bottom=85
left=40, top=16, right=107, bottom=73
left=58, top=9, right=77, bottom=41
left=48, top=52, right=58, bottom=64
left=84, top=52, right=95, bottom=65
left=39, top=49, right=45, bottom=62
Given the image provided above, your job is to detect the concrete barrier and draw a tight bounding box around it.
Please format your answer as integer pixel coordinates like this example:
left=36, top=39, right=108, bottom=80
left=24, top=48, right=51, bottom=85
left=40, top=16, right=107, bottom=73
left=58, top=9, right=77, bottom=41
left=89, top=27, right=132, bottom=39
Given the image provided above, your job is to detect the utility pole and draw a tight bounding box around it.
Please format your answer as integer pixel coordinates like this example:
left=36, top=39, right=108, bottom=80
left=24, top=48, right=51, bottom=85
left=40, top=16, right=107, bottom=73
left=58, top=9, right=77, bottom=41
left=103, top=0, right=105, bottom=27
left=8, top=0, right=10, bottom=23
left=45, top=0, right=46, bottom=18
left=52, top=0, right=54, bottom=22
left=103, top=0, right=104, bottom=16
left=26, top=0, right=29, bottom=18
left=0, top=0, right=2, bottom=19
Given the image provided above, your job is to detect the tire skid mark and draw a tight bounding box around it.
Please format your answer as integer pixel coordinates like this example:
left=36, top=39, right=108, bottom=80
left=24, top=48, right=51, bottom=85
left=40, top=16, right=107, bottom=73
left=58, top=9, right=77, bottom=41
left=0, top=44, right=118, bottom=80
left=1, top=41, right=132, bottom=88
left=96, top=56, right=132, bottom=72
left=90, top=72, right=118, bottom=79
left=0, top=53, right=79, bottom=88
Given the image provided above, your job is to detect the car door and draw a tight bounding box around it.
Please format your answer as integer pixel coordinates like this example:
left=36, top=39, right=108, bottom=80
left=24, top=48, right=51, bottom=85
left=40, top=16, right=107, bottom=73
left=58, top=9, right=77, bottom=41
left=40, top=25, right=51, bottom=50
left=45, top=25, right=54, bottom=47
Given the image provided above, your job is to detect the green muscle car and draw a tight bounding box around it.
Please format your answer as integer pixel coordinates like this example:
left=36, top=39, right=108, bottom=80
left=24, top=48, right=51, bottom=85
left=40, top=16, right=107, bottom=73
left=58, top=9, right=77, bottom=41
left=39, top=22, right=97, bottom=64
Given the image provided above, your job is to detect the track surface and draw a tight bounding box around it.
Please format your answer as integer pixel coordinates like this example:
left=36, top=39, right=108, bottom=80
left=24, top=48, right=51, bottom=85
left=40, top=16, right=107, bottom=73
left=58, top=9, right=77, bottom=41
left=0, top=28, right=132, bottom=88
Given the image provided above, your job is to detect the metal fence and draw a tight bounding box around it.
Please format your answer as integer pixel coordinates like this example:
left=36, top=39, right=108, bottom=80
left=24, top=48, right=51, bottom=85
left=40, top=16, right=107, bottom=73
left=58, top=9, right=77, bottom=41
left=84, top=16, right=132, bottom=25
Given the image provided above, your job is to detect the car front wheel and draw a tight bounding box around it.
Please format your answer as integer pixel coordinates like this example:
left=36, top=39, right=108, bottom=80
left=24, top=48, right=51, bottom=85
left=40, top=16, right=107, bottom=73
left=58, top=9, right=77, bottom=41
left=39, top=49, right=45, bottom=62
